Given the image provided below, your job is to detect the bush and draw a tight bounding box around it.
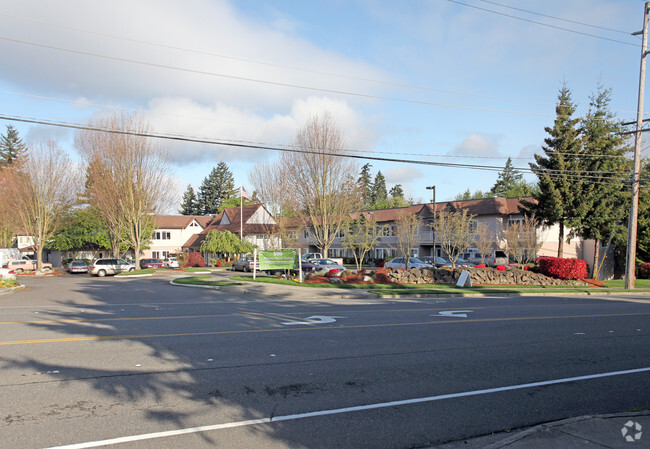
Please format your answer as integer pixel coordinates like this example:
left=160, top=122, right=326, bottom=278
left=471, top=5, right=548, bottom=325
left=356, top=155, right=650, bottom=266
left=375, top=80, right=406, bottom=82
left=177, top=252, right=189, bottom=268
left=537, top=256, right=588, bottom=280
left=216, top=259, right=233, bottom=268
left=187, top=252, right=205, bottom=268
left=638, top=262, right=650, bottom=279
left=327, top=269, right=340, bottom=278
left=373, top=268, right=392, bottom=284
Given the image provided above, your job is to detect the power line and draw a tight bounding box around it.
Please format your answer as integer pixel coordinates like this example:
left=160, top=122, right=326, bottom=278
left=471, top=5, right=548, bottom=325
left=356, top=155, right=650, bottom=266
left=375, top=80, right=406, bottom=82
left=0, top=113, right=632, bottom=186
left=448, top=0, right=639, bottom=47
left=478, top=0, right=631, bottom=35
left=0, top=34, right=554, bottom=118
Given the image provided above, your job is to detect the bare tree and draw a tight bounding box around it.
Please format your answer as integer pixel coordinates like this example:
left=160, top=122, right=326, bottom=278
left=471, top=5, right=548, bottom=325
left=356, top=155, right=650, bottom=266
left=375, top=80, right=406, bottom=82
left=505, top=215, right=541, bottom=264
left=6, top=141, right=80, bottom=271
left=434, top=210, right=476, bottom=267
left=340, top=213, right=380, bottom=271
left=76, top=113, right=174, bottom=267
left=474, top=222, right=495, bottom=265
left=258, top=113, right=360, bottom=257
left=392, top=211, right=421, bottom=269
left=248, top=160, right=285, bottom=217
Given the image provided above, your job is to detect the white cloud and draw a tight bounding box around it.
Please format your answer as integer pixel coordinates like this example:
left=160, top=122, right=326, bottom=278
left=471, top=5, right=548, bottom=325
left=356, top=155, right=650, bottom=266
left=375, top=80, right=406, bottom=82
left=452, top=133, right=502, bottom=156
left=384, top=165, right=423, bottom=184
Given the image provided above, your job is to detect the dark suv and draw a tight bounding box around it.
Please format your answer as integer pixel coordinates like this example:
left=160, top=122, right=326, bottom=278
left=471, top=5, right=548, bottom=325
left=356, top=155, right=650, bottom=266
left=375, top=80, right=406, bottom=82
left=90, top=258, right=136, bottom=277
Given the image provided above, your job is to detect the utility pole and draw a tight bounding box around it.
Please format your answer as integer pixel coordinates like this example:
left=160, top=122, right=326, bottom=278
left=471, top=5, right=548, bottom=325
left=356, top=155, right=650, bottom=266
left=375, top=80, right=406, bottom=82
left=626, top=1, right=649, bottom=290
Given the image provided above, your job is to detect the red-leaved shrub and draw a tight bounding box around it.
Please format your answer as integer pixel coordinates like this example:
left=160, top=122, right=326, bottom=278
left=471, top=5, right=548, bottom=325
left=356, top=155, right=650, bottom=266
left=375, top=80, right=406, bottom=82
left=373, top=268, right=392, bottom=284
left=537, top=256, right=587, bottom=280
left=638, top=262, right=650, bottom=279
left=475, top=264, right=486, bottom=269
left=327, top=269, right=340, bottom=278
left=187, top=252, right=206, bottom=267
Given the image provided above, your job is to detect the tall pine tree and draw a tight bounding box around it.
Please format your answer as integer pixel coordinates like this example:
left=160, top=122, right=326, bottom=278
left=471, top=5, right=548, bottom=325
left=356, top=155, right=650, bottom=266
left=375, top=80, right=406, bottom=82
left=570, top=85, right=629, bottom=272
left=197, top=161, right=237, bottom=214
left=358, top=163, right=373, bottom=208
left=371, top=171, right=388, bottom=207
left=179, top=184, right=200, bottom=215
left=0, top=125, right=27, bottom=166
left=490, top=157, right=523, bottom=197
left=524, top=84, right=582, bottom=257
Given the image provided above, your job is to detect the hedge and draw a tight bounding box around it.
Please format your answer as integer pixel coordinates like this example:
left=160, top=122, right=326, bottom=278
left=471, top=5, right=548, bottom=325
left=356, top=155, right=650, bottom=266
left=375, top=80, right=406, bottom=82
left=638, top=262, right=650, bottom=279
left=537, top=256, right=588, bottom=280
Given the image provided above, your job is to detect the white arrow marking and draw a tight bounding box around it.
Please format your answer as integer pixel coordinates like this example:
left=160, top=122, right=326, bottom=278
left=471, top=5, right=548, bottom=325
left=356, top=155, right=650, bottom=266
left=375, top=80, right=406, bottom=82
left=282, top=315, right=345, bottom=325
left=436, top=310, right=473, bottom=318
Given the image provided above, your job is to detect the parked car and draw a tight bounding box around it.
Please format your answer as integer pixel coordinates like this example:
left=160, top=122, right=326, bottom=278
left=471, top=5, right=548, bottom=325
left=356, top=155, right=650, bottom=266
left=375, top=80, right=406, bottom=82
left=67, top=260, right=89, bottom=274
left=4, top=259, right=52, bottom=273
left=302, top=253, right=323, bottom=261
left=0, top=268, right=16, bottom=281
left=451, top=257, right=476, bottom=268
left=139, top=258, right=163, bottom=269
left=422, top=256, right=453, bottom=268
left=232, top=256, right=259, bottom=272
left=310, top=258, right=347, bottom=274
left=384, top=257, right=433, bottom=270
left=469, top=250, right=508, bottom=267
left=162, top=257, right=180, bottom=268
left=90, top=258, right=136, bottom=277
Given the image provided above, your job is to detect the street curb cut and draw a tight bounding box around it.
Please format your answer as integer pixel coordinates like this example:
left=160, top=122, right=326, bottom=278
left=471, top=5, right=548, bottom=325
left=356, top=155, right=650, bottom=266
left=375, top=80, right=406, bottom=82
left=169, top=280, right=220, bottom=290
left=482, top=411, right=650, bottom=449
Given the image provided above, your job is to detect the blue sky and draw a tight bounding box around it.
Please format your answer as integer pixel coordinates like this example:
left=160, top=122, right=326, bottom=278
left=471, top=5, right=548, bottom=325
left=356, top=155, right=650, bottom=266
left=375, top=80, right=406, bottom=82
left=0, top=0, right=644, bottom=210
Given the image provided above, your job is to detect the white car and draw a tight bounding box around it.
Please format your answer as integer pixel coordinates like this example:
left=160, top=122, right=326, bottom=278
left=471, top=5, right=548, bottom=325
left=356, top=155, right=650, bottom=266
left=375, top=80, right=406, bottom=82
left=163, top=257, right=180, bottom=268
left=384, top=257, right=433, bottom=270
left=0, top=268, right=16, bottom=281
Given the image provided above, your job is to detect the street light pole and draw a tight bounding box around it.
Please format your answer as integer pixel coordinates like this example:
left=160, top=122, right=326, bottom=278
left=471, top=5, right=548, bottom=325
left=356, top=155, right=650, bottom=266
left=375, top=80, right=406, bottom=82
left=426, top=186, right=436, bottom=258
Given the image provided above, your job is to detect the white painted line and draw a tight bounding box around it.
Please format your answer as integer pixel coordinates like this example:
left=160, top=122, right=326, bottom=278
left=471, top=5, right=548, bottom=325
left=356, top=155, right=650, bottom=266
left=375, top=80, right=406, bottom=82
left=44, top=366, right=650, bottom=449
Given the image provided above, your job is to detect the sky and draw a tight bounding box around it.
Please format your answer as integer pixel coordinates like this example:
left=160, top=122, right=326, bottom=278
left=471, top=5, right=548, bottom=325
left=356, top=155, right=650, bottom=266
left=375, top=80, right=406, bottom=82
left=0, top=0, right=645, bottom=211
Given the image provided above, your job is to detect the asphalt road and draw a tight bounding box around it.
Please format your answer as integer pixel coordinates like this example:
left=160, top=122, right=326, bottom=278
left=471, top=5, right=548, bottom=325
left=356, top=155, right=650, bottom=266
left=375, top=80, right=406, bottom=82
left=0, top=273, right=649, bottom=448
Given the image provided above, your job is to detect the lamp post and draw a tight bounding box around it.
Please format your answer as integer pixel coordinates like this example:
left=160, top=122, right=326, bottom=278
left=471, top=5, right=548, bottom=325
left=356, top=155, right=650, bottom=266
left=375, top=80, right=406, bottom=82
left=426, top=186, right=436, bottom=258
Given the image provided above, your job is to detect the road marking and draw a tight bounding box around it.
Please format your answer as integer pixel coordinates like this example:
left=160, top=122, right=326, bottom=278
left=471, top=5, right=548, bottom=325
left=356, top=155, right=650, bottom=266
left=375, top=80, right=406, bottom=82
left=437, top=310, right=473, bottom=318
left=282, top=315, right=345, bottom=325
left=44, top=366, right=650, bottom=449
left=1, top=312, right=649, bottom=346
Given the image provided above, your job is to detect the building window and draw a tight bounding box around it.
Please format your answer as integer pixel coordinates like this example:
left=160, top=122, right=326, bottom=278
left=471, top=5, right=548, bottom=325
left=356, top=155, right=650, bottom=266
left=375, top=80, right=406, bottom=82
left=152, top=231, right=172, bottom=240
left=469, top=220, right=479, bottom=233
left=507, top=218, right=523, bottom=229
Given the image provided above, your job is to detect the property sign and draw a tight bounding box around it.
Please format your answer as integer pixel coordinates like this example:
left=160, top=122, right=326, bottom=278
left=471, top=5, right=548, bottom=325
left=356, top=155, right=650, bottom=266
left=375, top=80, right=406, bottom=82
left=258, top=250, right=298, bottom=270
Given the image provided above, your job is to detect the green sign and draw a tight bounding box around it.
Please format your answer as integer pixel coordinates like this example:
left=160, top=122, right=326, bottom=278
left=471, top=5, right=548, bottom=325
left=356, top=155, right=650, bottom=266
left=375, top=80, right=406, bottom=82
left=258, top=250, right=298, bottom=270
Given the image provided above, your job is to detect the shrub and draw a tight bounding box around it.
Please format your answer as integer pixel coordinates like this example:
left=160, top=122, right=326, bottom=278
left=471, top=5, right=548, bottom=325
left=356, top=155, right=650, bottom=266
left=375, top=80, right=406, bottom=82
left=177, top=252, right=189, bottom=268
left=373, top=268, right=392, bottom=284
left=496, top=265, right=506, bottom=271
left=638, top=262, right=650, bottom=279
left=475, top=264, right=486, bottom=269
left=537, top=256, right=588, bottom=280
left=187, top=252, right=206, bottom=268
left=327, top=269, right=340, bottom=278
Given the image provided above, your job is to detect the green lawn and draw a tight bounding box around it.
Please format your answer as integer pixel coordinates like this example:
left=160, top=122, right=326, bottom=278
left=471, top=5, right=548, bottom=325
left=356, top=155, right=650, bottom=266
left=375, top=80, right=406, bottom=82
left=116, top=268, right=156, bottom=276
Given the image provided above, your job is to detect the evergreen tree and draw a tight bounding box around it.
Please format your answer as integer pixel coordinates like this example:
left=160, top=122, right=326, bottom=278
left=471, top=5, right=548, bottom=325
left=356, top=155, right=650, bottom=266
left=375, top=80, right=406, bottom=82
left=0, top=125, right=27, bottom=165
left=454, top=189, right=488, bottom=201
left=358, top=163, right=373, bottom=208
left=179, top=185, right=199, bottom=215
left=570, top=85, right=629, bottom=271
left=637, top=159, right=650, bottom=262
left=389, top=184, right=405, bottom=199
left=371, top=171, right=388, bottom=207
left=197, top=161, right=237, bottom=214
left=523, top=84, right=582, bottom=257
left=490, top=157, right=523, bottom=197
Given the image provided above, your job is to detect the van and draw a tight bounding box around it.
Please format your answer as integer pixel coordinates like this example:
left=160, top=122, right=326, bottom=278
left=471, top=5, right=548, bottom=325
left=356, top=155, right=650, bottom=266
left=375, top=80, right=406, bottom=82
left=469, top=250, right=508, bottom=267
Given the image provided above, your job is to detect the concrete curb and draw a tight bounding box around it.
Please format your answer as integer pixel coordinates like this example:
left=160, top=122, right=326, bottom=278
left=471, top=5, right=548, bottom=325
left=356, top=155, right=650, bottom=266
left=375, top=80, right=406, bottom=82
left=169, top=280, right=219, bottom=290
left=482, top=411, right=650, bottom=449
left=0, top=284, right=25, bottom=295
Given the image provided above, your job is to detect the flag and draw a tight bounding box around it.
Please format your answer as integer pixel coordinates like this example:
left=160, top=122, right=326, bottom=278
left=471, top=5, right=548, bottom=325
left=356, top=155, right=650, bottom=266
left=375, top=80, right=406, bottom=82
left=241, top=186, right=250, bottom=201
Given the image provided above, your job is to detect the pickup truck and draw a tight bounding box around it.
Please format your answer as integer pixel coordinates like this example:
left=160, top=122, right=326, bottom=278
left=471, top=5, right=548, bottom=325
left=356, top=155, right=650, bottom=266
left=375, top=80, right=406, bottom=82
left=4, top=259, right=53, bottom=273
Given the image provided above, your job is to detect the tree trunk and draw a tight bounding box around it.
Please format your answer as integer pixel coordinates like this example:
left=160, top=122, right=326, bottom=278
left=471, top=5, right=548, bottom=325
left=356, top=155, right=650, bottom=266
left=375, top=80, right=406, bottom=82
left=593, top=239, right=600, bottom=280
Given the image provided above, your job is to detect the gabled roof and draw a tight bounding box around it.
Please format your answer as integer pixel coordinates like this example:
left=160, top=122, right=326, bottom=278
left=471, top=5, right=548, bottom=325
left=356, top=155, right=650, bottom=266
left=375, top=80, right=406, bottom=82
left=429, top=196, right=533, bottom=216
left=155, top=215, right=213, bottom=229
left=182, top=204, right=279, bottom=249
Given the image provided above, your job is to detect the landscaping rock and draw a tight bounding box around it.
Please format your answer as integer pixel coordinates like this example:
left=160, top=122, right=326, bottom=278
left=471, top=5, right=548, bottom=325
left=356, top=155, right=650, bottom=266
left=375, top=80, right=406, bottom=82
left=386, top=266, right=588, bottom=286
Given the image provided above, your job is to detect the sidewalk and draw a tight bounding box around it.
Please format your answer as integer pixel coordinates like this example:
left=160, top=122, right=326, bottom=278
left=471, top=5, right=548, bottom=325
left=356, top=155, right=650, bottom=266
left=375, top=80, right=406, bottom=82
left=431, top=411, right=649, bottom=449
